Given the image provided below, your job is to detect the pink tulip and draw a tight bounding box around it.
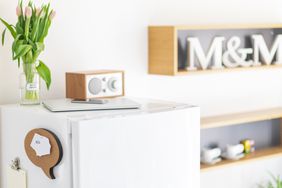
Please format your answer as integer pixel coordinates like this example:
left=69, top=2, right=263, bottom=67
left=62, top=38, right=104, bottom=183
left=36, top=7, right=41, bottom=17
left=16, top=5, right=22, bottom=16
left=25, top=6, right=32, bottom=18
left=49, top=10, right=56, bottom=20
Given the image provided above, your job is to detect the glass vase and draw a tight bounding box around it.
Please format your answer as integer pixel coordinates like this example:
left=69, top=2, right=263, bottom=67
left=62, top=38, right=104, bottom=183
left=20, top=63, right=41, bottom=105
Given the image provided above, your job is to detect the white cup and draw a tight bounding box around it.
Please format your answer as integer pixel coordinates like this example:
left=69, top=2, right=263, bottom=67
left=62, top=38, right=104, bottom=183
left=226, top=144, right=244, bottom=158
left=201, top=148, right=221, bottom=164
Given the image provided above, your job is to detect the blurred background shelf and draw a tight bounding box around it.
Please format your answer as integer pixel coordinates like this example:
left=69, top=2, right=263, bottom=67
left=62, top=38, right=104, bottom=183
left=201, top=107, right=282, bottom=129
left=201, top=146, right=282, bottom=172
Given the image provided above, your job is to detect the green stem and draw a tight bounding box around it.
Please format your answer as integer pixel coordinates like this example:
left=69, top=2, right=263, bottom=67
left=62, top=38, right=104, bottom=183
left=22, top=63, right=39, bottom=101
left=23, top=63, right=34, bottom=83
left=25, top=17, right=30, bottom=40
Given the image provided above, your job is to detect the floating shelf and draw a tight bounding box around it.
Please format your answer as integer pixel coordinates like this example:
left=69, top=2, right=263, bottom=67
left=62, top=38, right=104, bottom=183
left=201, top=107, right=282, bottom=171
left=148, top=24, right=282, bottom=76
left=201, top=107, right=282, bottom=129
left=201, top=146, right=282, bottom=172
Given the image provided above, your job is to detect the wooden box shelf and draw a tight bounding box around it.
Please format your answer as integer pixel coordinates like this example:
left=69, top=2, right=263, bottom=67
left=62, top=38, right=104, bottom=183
left=148, top=24, right=282, bottom=76
left=200, top=107, right=282, bottom=171
left=201, top=107, right=282, bottom=129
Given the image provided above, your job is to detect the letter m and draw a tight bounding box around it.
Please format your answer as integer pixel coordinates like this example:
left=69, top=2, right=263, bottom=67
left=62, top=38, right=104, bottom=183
left=187, top=37, right=225, bottom=70
left=252, top=34, right=282, bottom=65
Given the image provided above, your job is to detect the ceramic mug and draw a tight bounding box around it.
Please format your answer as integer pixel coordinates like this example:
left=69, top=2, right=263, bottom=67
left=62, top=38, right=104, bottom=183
left=201, top=148, right=221, bottom=164
left=226, top=144, right=244, bottom=158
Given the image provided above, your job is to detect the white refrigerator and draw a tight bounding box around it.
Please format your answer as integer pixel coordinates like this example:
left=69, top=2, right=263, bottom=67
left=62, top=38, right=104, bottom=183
left=0, top=99, right=200, bottom=188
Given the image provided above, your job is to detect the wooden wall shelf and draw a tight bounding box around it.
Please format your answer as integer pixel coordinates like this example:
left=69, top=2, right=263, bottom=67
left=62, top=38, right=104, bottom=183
left=201, top=107, right=282, bottom=171
left=201, top=107, right=282, bottom=129
left=201, top=146, right=282, bottom=172
left=148, top=24, right=282, bottom=76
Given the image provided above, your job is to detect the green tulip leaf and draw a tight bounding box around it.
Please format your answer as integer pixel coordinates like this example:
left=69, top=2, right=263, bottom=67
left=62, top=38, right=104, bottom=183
left=1, top=28, right=6, bottom=46
left=25, top=50, right=33, bottom=64
left=16, top=22, right=23, bottom=35
left=13, top=44, right=32, bottom=60
left=12, top=35, right=23, bottom=51
left=36, top=60, right=51, bottom=90
left=17, top=58, right=20, bottom=68
left=35, top=42, right=45, bottom=52
left=0, top=18, right=16, bottom=39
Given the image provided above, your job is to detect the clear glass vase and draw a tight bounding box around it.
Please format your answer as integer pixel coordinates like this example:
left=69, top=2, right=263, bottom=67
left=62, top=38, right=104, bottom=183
left=20, top=63, right=41, bottom=105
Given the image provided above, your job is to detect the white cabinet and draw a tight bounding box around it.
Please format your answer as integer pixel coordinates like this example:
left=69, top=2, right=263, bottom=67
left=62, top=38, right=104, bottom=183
left=0, top=99, right=200, bottom=188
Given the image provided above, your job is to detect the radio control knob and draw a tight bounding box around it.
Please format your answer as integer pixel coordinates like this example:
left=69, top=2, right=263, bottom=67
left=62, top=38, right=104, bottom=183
left=108, top=77, right=120, bottom=92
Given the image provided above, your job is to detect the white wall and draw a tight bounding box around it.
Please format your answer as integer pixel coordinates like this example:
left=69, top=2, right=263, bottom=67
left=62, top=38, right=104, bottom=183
left=1, top=0, right=282, bottom=115
left=1, top=0, right=282, bottom=187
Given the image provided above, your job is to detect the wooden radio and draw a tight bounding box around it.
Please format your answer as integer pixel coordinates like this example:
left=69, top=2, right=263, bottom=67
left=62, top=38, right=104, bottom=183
left=66, top=70, right=124, bottom=100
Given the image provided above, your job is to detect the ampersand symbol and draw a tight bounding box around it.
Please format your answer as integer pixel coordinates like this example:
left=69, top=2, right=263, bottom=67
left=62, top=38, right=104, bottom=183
left=223, top=36, right=253, bottom=68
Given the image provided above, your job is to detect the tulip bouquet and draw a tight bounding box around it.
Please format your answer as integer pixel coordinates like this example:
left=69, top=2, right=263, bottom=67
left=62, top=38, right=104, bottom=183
left=0, top=0, right=55, bottom=104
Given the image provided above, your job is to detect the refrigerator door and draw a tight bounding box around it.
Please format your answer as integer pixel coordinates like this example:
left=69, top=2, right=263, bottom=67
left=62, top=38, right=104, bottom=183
left=72, top=107, right=200, bottom=188
left=0, top=106, right=72, bottom=188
